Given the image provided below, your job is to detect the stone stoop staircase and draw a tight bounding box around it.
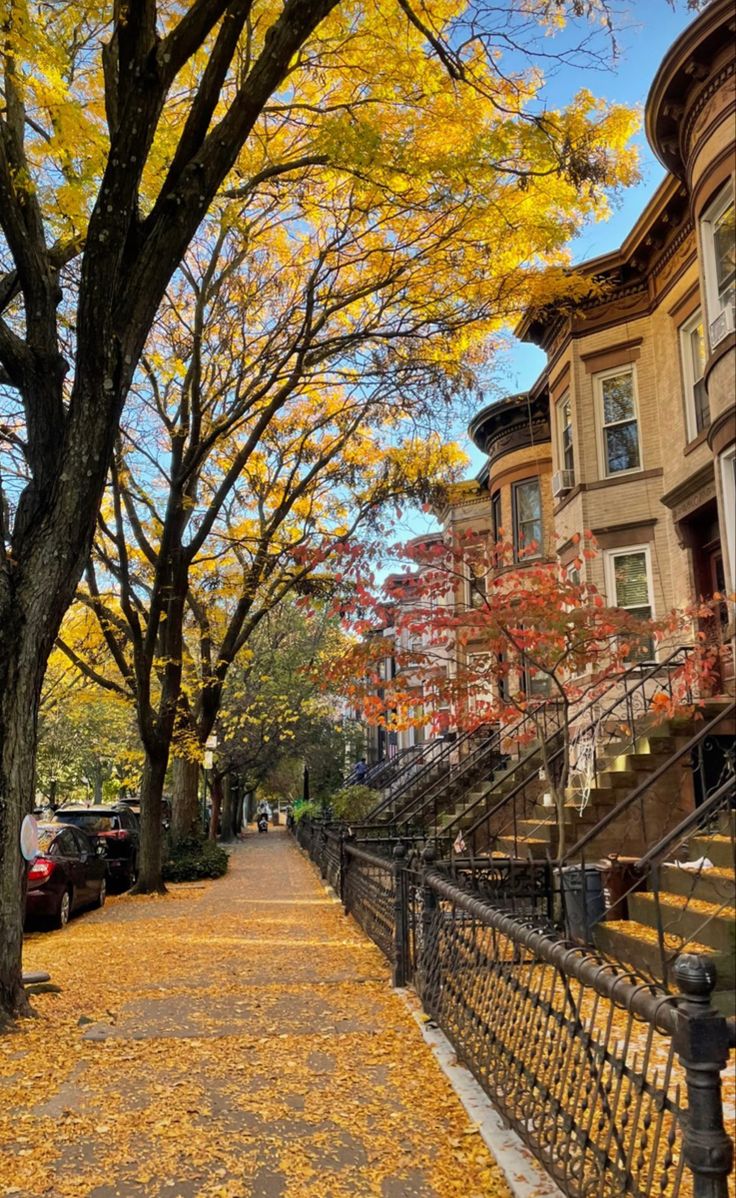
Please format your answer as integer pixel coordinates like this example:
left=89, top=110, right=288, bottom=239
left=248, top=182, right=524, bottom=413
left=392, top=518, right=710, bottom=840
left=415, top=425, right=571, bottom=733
left=396, top=737, right=511, bottom=835
left=429, top=743, right=547, bottom=841
left=594, top=809, right=736, bottom=1013
left=491, top=703, right=731, bottom=860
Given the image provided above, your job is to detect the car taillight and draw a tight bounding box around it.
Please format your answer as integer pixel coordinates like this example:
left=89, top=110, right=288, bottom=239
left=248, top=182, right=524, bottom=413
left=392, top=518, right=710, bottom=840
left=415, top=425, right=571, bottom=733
left=99, top=830, right=127, bottom=840
left=28, top=858, right=54, bottom=882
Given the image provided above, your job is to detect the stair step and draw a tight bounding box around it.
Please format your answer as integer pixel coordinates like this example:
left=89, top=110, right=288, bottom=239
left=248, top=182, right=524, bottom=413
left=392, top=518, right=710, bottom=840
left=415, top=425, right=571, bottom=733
left=599, top=751, right=675, bottom=774
left=659, top=863, right=736, bottom=905
left=496, top=836, right=549, bottom=857
left=595, top=920, right=735, bottom=991
left=595, top=769, right=639, bottom=790
left=628, top=892, right=736, bottom=954
left=564, top=789, right=622, bottom=810
left=690, top=834, right=734, bottom=870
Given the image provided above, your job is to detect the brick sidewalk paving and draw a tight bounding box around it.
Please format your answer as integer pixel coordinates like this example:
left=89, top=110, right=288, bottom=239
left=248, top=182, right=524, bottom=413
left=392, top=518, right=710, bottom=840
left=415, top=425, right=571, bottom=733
left=2, top=827, right=511, bottom=1198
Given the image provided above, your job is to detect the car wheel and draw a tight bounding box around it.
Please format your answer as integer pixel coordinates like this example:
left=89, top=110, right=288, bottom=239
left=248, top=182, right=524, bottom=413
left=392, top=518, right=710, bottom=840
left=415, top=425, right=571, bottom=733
left=55, top=889, right=72, bottom=929
left=95, top=878, right=107, bottom=908
left=128, top=858, right=138, bottom=890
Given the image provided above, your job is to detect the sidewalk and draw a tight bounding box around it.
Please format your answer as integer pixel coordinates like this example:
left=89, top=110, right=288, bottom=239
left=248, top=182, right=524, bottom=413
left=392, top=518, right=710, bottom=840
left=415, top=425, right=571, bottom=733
left=2, top=828, right=511, bottom=1198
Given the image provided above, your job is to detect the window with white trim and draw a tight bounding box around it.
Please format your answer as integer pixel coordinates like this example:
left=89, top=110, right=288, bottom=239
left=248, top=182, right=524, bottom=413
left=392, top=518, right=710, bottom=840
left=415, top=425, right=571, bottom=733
left=491, top=490, right=502, bottom=547
left=596, top=366, right=641, bottom=476
left=467, top=651, right=494, bottom=710
left=557, top=393, right=575, bottom=476
left=701, top=181, right=735, bottom=346
left=513, top=477, right=542, bottom=560
left=721, top=446, right=736, bottom=592
left=679, top=309, right=709, bottom=440
left=465, top=559, right=487, bottom=609
left=604, top=546, right=655, bottom=659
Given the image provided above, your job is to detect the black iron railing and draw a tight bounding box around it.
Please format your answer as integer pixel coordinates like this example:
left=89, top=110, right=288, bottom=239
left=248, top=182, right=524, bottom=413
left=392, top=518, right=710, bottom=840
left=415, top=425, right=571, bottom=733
left=559, top=704, right=736, bottom=987
left=292, top=819, right=736, bottom=1198
left=361, top=724, right=491, bottom=824
left=461, top=644, right=697, bottom=857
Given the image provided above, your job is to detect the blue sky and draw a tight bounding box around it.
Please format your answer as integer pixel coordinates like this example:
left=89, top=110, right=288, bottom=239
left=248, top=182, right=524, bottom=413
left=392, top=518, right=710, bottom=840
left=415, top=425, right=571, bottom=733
left=455, top=0, right=698, bottom=475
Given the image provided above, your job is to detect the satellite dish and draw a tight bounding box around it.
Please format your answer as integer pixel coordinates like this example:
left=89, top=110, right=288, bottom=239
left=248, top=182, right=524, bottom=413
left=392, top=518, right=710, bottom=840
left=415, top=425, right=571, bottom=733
left=20, top=814, right=39, bottom=862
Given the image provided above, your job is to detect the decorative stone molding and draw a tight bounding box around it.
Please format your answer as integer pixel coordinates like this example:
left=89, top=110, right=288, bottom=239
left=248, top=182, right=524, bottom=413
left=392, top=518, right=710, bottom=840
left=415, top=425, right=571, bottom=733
left=684, top=58, right=736, bottom=162
left=661, top=461, right=717, bottom=522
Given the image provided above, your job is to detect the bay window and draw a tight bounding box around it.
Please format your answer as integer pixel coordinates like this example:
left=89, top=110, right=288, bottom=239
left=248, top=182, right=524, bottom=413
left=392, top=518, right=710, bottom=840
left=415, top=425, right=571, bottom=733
left=557, top=393, right=575, bottom=475
left=513, top=478, right=542, bottom=560
left=701, top=181, right=735, bottom=347
left=679, top=309, right=709, bottom=439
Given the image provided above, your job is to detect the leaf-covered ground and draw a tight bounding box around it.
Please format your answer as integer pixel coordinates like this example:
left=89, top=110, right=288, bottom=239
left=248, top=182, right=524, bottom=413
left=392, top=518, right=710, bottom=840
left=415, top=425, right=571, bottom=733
left=2, top=829, right=511, bottom=1198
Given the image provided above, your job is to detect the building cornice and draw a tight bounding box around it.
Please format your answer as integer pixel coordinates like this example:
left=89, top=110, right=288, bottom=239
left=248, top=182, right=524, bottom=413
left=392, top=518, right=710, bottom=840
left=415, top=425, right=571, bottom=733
left=647, top=0, right=736, bottom=178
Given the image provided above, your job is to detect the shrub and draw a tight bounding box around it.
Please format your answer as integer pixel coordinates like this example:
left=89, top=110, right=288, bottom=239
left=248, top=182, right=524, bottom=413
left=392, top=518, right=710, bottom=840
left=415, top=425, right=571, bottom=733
left=291, top=799, right=321, bottom=823
left=329, top=784, right=380, bottom=822
left=163, top=837, right=229, bottom=882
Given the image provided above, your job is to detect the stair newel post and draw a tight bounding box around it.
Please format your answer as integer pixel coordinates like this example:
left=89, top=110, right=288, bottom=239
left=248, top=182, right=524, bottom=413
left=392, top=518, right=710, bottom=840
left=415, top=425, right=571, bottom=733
left=674, top=954, right=734, bottom=1198
left=418, top=844, right=438, bottom=1011
left=391, top=841, right=409, bottom=988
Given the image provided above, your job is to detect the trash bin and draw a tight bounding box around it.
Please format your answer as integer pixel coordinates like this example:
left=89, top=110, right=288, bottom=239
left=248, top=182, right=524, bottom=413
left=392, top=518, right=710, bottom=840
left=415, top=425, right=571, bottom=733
left=600, top=856, right=644, bottom=921
left=272, top=810, right=280, bottom=826
left=560, top=865, right=606, bottom=942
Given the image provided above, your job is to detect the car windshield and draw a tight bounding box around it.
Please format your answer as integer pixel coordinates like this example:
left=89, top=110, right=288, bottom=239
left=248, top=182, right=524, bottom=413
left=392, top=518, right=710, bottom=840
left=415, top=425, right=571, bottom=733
left=56, top=812, right=117, bottom=833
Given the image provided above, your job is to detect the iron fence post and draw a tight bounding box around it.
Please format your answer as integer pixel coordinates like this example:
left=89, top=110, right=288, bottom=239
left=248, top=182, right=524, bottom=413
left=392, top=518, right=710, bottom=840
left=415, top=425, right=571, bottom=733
left=674, top=954, right=734, bottom=1198
left=392, top=841, right=409, bottom=988
left=319, top=822, right=328, bottom=879
left=338, top=826, right=348, bottom=904
left=417, top=845, right=437, bottom=1010
left=342, top=837, right=353, bottom=916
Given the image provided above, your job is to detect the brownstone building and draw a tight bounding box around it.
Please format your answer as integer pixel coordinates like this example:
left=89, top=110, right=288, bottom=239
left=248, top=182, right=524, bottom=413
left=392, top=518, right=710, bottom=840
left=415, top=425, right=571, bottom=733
left=513, top=0, right=735, bottom=651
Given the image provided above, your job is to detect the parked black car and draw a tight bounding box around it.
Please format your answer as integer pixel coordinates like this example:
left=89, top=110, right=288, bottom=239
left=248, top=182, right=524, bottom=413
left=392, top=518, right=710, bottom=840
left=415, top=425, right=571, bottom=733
left=25, top=824, right=107, bottom=928
left=53, top=805, right=140, bottom=891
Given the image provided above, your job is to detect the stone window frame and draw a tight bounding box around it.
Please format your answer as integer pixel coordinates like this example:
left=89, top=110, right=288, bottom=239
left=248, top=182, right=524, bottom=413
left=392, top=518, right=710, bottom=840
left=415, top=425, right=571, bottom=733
left=678, top=307, right=710, bottom=441
left=594, top=363, right=643, bottom=479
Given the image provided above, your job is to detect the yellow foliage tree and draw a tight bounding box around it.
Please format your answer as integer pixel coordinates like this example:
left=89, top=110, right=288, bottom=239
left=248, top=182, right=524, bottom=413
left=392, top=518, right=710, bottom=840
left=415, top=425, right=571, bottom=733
left=1, top=0, right=637, bottom=1014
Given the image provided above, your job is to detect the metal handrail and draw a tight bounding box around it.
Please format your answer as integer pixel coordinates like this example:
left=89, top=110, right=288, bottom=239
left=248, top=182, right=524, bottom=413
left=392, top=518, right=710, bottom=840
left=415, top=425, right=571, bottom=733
left=634, top=771, right=736, bottom=873
left=393, top=725, right=503, bottom=829
left=462, top=643, right=696, bottom=854
left=561, top=700, right=735, bottom=863
left=362, top=743, right=420, bottom=789
left=360, top=723, right=491, bottom=823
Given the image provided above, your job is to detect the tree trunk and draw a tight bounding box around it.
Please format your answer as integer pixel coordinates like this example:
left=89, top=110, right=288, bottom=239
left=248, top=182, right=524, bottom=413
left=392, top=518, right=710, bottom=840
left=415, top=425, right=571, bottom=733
left=0, top=657, right=37, bottom=1024
left=171, top=756, right=201, bottom=846
left=93, top=762, right=103, bottom=805
left=234, top=791, right=244, bottom=838
left=219, top=774, right=234, bottom=842
left=134, top=752, right=168, bottom=894
left=208, top=773, right=222, bottom=842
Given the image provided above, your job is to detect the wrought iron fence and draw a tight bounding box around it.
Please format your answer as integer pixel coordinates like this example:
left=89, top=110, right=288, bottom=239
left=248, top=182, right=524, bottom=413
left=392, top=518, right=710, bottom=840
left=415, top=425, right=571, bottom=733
left=292, top=819, right=735, bottom=1198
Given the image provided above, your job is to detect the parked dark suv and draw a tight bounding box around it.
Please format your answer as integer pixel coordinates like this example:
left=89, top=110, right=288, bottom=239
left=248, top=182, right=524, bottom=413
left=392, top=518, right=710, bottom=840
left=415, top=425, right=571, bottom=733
left=53, top=805, right=140, bottom=891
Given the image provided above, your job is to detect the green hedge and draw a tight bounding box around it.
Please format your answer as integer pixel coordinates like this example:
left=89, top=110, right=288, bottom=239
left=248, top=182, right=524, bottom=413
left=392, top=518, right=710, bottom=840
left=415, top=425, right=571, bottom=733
left=163, top=837, right=229, bottom=882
